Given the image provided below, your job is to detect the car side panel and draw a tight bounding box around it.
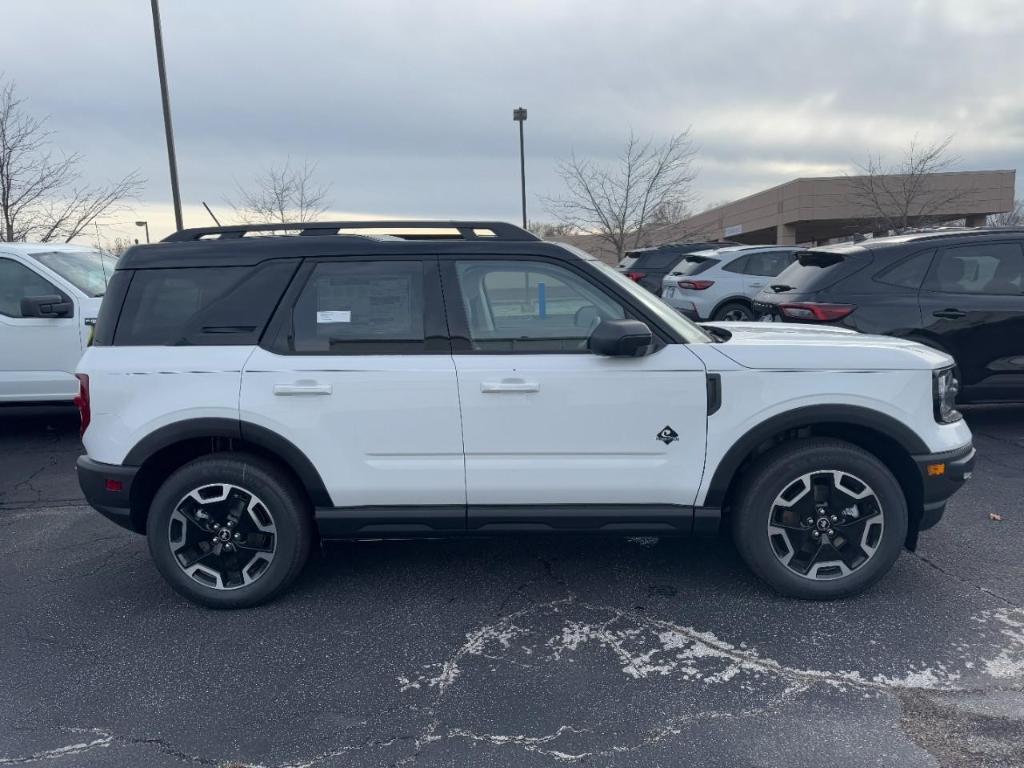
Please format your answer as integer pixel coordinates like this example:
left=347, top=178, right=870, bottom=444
left=687, top=344, right=972, bottom=506
left=78, top=346, right=252, bottom=465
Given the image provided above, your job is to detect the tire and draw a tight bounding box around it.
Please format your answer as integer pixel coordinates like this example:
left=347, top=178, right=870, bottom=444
left=731, top=438, right=907, bottom=600
left=146, top=452, right=313, bottom=608
left=712, top=301, right=754, bottom=322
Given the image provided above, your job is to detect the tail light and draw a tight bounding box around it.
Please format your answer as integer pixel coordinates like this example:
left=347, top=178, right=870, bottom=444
left=626, top=271, right=646, bottom=282
left=677, top=279, right=715, bottom=290
left=74, top=374, right=90, bottom=437
left=778, top=303, right=856, bottom=321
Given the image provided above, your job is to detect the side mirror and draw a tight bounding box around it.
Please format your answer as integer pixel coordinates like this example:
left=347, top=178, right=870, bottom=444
left=21, top=294, right=73, bottom=319
left=587, top=319, right=652, bottom=357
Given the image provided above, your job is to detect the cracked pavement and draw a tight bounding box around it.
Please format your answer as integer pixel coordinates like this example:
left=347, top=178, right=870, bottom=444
left=0, top=404, right=1022, bottom=767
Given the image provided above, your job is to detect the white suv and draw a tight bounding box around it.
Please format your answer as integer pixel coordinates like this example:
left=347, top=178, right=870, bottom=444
left=0, top=243, right=113, bottom=402
left=661, top=245, right=803, bottom=322
left=75, top=221, right=975, bottom=608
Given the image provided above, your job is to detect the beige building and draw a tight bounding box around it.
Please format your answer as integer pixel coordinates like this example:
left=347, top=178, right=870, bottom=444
left=560, top=169, right=1016, bottom=262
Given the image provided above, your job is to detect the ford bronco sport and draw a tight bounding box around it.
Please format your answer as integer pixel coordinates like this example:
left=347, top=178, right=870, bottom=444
left=75, top=221, right=975, bottom=607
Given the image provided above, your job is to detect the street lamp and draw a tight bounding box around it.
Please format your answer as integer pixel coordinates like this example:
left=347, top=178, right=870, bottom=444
left=135, top=220, right=150, bottom=244
left=513, top=107, right=527, bottom=229
left=149, top=0, right=183, bottom=232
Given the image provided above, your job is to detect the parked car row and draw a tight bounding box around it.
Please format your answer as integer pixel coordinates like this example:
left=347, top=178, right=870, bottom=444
left=620, top=229, right=1024, bottom=404
left=751, top=229, right=1024, bottom=404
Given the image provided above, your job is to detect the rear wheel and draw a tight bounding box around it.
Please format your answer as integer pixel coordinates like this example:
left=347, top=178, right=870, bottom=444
left=731, top=438, right=907, bottom=599
left=146, top=453, right=312, bottom=608
left=712, top=301, right=754, bottom=322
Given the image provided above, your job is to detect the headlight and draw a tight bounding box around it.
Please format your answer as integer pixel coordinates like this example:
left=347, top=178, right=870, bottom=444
left=932, top=367, right=961, bottom=424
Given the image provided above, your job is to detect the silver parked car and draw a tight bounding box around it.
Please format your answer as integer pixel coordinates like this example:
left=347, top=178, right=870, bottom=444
left=660, top=245, right=804, bottom=321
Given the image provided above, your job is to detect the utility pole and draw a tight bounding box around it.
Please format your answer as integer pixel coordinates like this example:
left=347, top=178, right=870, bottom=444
left=150, top=0, right=183, bottom=231
left=513, top=107, right=528, bottom=229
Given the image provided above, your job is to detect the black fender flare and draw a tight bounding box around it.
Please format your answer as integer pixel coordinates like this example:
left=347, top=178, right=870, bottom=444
left=124, top=417, right=331, bottom=507
left=703, top=404, right=929, bottom=508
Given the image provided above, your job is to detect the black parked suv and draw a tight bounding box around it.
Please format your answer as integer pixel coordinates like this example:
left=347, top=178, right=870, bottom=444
left=623, top=241, right=736, bottom=296
left=753, top=229, right=1024, bottom=403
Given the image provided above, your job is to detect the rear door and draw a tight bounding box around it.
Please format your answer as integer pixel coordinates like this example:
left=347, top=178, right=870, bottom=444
left=441, top=255, right=708, bottom=530
left=917, top=241, right=1024, bottom=398
left=241, top=257, right=466, bottom=526
left=0, top=256, right=81, bottom=401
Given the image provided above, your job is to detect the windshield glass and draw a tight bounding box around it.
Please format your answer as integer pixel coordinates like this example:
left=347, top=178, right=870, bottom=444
left=672, top=255, right=720, bottom=276
left=590, top=260, right=713, bottom=343
left=29, top=250, right=115, bottom=297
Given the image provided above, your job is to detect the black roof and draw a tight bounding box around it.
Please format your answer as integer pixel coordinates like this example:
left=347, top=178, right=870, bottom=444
left=820, top=227, right=1024, bottom=255
left=118, top=220, right=578, bottom=269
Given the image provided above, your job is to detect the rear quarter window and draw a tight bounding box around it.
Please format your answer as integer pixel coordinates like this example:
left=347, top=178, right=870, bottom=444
left=113, top=261, right=297, bottom=346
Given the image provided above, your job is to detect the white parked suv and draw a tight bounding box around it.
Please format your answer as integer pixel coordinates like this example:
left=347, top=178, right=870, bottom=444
left=661, top=245, right=803, bottom=321
left=0, top=243, right=112, bottom=402
left=75, top=221, right=975, bottom=608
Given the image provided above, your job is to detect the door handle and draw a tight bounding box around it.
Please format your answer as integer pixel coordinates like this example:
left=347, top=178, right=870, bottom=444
left=273, top=382, right=333, bottom=396
left=749, top=282, right=765, bottom=288
left=480, top=379, right=540, bottom=393
left=932, top=309, right=966, bottom=320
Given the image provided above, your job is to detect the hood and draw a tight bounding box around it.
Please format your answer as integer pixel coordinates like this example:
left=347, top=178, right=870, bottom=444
left=704, top=322, right=952, bottom=371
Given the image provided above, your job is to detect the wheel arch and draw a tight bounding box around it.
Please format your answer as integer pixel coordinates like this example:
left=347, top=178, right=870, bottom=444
left=705, top=405, right=926, bottom=548
left=123, top=418, right=330, bottom=533
left=710, top=295, right=754, bottom=318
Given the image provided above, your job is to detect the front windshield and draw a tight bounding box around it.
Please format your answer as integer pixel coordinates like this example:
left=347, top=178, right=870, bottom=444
left=590, top=260, right=713, bottom=343
left=29, top=250, right=115, bottom=297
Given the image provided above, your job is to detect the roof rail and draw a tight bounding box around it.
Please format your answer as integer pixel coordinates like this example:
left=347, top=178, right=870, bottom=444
left=161, top=220, right=539, bottom=243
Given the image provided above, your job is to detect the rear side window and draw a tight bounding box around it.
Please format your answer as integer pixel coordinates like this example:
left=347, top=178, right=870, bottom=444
left=114, top=261, right=296, bottom=346
left=285, top=261, right=426, bottom=354
left=671, top=255, right=719, bottom=276
left=924, top=243, right=1024, bottom=295
left=747, top=250, right=798, bottom=277
left=875, top=250, right=934, bottom=289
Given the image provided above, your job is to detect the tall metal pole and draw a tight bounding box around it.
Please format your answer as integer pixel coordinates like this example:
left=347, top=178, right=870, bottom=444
left=150, top=0, right=183, bottom=231
left=513, top=107, right=528, bottom=229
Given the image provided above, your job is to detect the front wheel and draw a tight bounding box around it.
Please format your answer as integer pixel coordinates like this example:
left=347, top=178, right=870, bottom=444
left=731, top=438, right=907, bottom=599
left=146, top=453, right=313, bottom=608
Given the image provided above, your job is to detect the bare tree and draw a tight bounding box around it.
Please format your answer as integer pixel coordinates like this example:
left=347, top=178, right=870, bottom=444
left=847, top=135, right=967, bottom=233
left=0, top=77, right=143, bottom=243
left=231, top=159, right=331, bottom=224
left=543, top=130, right=697, bottom=260
left=527, top=221, right=578, bottom=239
left=989, top=198, right=1024, bottom=227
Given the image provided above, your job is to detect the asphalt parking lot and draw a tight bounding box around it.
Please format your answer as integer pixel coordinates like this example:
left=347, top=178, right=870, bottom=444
left=0, top=405, right=1022, bottom=768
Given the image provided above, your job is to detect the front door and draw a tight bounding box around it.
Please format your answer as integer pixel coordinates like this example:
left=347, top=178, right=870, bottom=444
left=918, top=241, right=1024, bottom=400
left=0, top=257, right=82, bottom=402
left=441, top=257, right=708, bottom=531
left=240, top=258, right=466, bottom=530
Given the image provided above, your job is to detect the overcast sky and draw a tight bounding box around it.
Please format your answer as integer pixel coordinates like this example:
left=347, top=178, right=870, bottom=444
left=5, top=0, right=1024, bottom=242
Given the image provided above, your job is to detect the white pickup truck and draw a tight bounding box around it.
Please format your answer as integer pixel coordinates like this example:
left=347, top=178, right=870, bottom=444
left=0, top=243, right=111, bottom=403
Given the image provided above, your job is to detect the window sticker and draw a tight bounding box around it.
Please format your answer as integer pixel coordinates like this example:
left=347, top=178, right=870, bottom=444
left=316, top=310, right=352, bottom=324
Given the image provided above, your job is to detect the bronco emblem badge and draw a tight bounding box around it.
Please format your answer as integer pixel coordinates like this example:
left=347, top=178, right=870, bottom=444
left=657, top=426, right=679, bottom=444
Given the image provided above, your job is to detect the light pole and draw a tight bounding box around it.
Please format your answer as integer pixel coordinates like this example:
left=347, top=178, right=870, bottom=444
left=513, top=107, right=527, bottom=229
left=149, top=0, right=183, bottom=231
left=135, top=220, right=150, bottom=244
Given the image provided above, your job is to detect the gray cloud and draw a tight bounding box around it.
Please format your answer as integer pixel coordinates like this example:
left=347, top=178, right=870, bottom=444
left=5, top=0, right=1023, bottom=237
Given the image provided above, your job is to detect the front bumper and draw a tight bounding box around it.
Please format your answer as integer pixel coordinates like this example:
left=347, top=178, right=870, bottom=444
left=912, top=442, right=975, bottom=530
left=76, top=455, right=141, bottom=532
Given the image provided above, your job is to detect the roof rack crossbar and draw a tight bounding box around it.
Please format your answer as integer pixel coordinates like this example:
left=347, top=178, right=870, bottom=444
left=162, top=220, right=539, bottom=243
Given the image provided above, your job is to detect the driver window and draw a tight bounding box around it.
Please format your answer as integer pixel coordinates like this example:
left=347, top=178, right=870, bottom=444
left=454, top=260, right=626, bottom=352
left=0, top=259, right=62, bottom=318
